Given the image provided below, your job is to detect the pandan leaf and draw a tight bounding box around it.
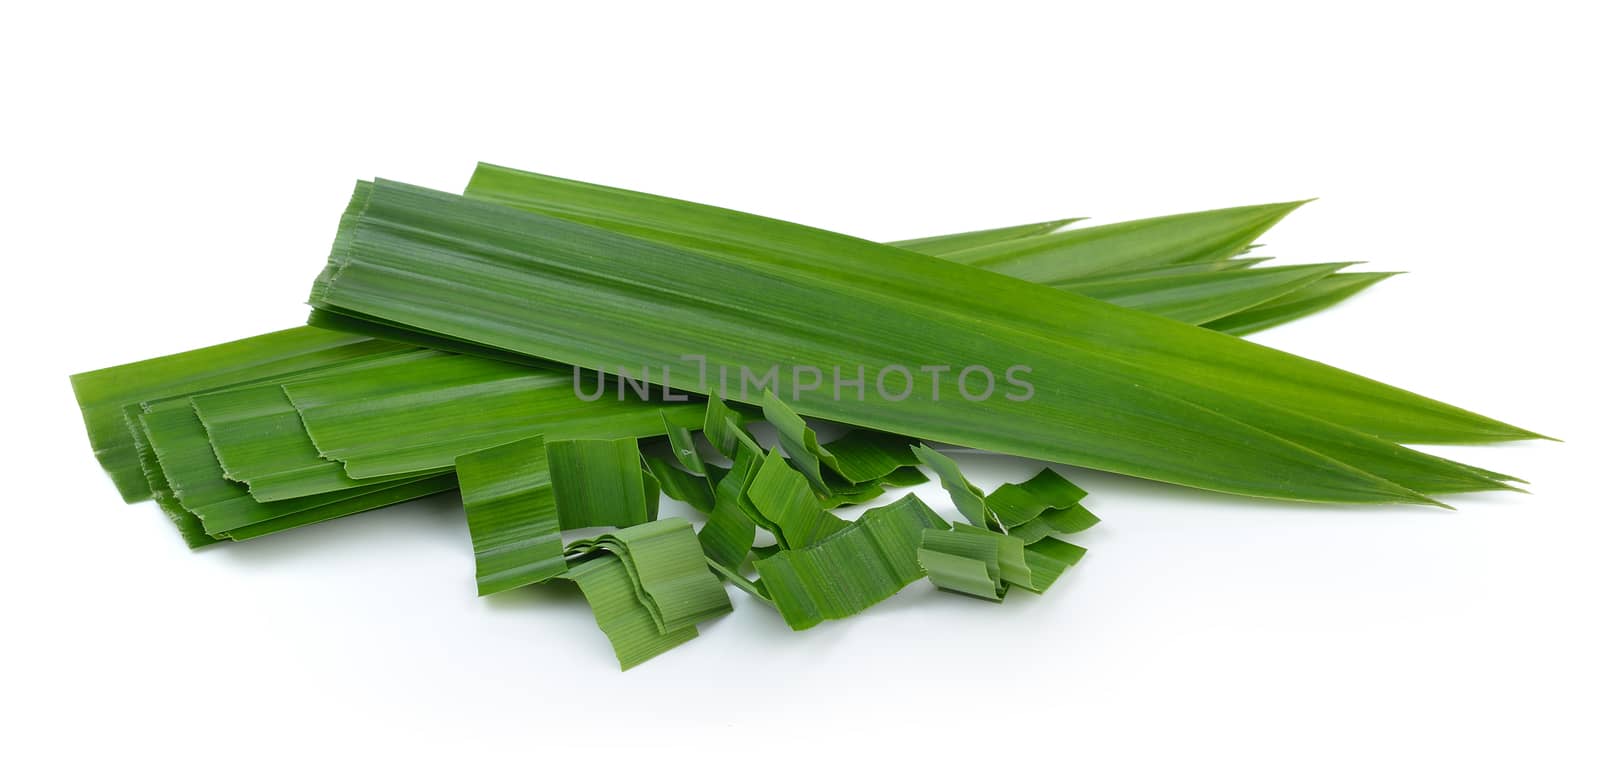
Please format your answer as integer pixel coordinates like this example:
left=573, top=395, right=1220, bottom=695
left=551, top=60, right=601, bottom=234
left=282, top=351, right=701, bottom=480
left=308, top=176, right=1524, bottom=504
left=890, top=217, right=1081, bottom=255
left=565, top=518, right=732, bottom=634
left=643, top=455, right=715, bottom=513
left=458, top=166, right=1534, bottom=447
left=754, top=494, right=950, bottom=630
left=456, top=435, right=565, bottom=595
left=564, top=554, right=698, bottom=671
left=69, top=326, right=409, bottom=501
left=760, top=389, right=839, bottom=496
left=1056, top=262, right=1353, bottom=324
left=1206, top=272, right=1399, bottom=335
left=744, top=450, right=848, bottom=549
left=546, top=438, right=652, bottom=529
left=822, top=429, right=922, bottom=484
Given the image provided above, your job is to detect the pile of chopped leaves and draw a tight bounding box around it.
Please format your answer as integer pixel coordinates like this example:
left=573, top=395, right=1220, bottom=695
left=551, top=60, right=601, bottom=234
left=70, top=163, right=1540, bottom=668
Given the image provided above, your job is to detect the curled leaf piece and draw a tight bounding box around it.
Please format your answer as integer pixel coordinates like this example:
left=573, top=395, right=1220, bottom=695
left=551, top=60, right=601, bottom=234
left=912, top=445, right=994, bottom=528
left=754, top=494, right=950, bottom=630
left=760, top=389, right=841, bottom=496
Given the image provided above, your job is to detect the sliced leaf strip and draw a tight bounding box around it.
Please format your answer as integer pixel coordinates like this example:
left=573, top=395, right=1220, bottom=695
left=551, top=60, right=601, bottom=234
left=456, top=435, right=564, bottom=595
left=660, top=412, right=706, bottom=476
left=192, top=378, right=414, bottom=502
left=221, top=475, right=457, bottom=541
left=754, top=494, right=949, bottom=630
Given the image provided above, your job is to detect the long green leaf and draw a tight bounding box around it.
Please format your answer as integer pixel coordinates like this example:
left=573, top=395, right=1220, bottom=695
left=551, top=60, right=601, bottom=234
left=1207, top=272, right=1399, bottom=335
left=890, top=217, right=1081, bottom=255
left=307, top=178, right=1518, bottom=504
left=1057, top=262, right=1352, bottom=324
left=935, top=201, right=1310, bottom=282
left=461, top=166, right=1535, bottom=446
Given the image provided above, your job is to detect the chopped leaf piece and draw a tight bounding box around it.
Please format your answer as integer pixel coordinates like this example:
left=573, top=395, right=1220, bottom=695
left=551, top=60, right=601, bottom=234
left=912, top=445, right=996, bottom=529
left=565, top=554, right=698, bottom=671
left=1021, top=537, right=1089, bottom=594
left=547, top=438, right=652, bottom=529
left=760, top=390, right=838, bottom=495
left=643, top=455, right=715, bottom=513
left=698, top=449, right=761, bottom=571
left=566, top=518, right=732, bottom=634
left=456, top=435, right=564, bottom=595
left=823, top=429, right=922, bottom=484
left=661, top=412, right=706, bottom=476
left=919, top=524, right=1031, bottom=600
left=745, top=450, right=849, bottom=549
left=754, top=494, right=949, bottom=630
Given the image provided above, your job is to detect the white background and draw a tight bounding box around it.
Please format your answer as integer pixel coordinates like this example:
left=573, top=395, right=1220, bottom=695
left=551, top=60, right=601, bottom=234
left=3, top=2, right=1595, bottom=755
